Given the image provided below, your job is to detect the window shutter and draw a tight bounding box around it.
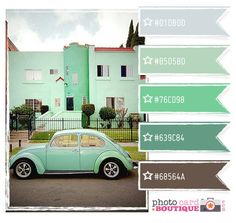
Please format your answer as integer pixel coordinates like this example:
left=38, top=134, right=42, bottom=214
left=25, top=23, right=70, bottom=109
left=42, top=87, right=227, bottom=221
left=115, top=97, right=124, bottom=109
left=72, top=73, right=78, bottom=85
left=127, top=66, right=133, bottom=77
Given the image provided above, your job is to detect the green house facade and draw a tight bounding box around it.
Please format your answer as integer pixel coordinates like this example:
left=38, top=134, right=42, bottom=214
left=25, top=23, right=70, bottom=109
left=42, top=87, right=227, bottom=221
left=9, top=42, right=144, bottom=119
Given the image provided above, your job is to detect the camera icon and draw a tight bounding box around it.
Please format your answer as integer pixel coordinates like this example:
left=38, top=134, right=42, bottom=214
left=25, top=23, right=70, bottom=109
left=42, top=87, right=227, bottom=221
left=200, top=198, right=221, bottom=212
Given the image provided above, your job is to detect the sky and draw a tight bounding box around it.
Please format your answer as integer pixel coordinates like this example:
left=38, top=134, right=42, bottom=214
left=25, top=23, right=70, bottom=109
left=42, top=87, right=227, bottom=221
left=6, top=9, right=138, bottom=51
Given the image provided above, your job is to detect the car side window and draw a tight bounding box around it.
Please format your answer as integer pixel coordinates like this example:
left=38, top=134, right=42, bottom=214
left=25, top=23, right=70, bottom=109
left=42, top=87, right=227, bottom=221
left=80, top=135, right=105, bottom=147
left=51, top=134, right=78, bottom=148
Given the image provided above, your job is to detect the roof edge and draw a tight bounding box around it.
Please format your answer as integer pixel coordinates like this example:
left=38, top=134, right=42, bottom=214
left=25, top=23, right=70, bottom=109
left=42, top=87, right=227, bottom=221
left=95, top=47, right=134, bottom=52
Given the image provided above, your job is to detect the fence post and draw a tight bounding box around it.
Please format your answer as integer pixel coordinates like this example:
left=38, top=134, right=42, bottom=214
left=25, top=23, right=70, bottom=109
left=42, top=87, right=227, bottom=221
left=16, top=113, right=18, bottom=131
left=97, top=119, right=99, bottom=130
left=10, top=114, right=13, bottom=131
left=10, top=144, right=12, bottom=153
left=62, top=118, right=64, bottom=130
left=28, top=115, right=31, bottom=140
left=130, top=119, right=133, bottom=142
left=33, top=112, right=36, bottom=130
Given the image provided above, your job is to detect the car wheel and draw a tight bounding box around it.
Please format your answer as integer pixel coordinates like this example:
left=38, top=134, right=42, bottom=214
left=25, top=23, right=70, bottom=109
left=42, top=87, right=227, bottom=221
left=100, top=159, right=124, bottom=179
left=14, top=159, right=36, bottom=179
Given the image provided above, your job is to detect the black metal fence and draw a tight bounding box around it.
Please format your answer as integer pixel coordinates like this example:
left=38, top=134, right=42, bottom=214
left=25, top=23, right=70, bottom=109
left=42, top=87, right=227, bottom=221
left=10, top=113, right=32, bottom=131
left=28, top=116, right=141, bottom=142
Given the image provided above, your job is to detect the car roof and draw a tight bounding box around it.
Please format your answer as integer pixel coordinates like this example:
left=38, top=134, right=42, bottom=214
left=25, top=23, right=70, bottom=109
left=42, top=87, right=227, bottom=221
left=53, top=129, right=107, bottom=138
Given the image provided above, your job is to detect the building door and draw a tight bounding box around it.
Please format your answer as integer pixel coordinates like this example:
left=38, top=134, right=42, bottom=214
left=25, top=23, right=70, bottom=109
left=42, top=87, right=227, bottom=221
left=66, top=97, right=74, bottom=111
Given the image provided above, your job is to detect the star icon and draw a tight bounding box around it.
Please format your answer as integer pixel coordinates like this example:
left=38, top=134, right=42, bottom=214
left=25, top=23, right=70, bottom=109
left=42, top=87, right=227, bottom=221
left=143, top=132, right=153, bottom=142
left=143, top=56, right=153, bottom=65
left=143, top=171, right=153, bottom=180
left=143, top=94, right=153, bottom=103
left=143, top=17, right=153, bottom=26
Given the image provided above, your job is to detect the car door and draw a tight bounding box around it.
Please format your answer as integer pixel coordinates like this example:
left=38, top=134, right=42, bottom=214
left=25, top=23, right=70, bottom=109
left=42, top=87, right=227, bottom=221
left=79, top=134, right=107, bottom=171
left=46, top=133, right=80, bottom=171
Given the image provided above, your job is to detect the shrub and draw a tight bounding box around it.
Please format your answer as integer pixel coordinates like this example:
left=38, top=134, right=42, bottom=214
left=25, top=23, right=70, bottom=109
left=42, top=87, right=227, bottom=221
left=127, top=113, right=141, bottom=129
left=81, top=104, right=95, bottom=117
left=116, top=108, right=128, bottom=128
left=10, top=104, right=33, bottom=130
left=81, top=112, right=89, bottom=128
left=99, top=107, right=116, bottom=129
left=99, top=107, right=116, bottom=121
left=41, top=105, right=49, bottom=114
left=11, top=104, right=33, bottom=115
left=81, top=104, right=95, bottom=126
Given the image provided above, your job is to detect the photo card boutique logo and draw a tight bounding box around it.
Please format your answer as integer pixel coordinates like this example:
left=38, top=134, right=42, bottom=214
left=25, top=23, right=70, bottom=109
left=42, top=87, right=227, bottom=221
left=151, top=198, right=225, bottom=212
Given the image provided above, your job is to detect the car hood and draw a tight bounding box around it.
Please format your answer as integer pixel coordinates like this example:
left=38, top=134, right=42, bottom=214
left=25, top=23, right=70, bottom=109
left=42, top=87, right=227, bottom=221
left=9, top=144, right=47, bottom=168
left=17, top=144, right=47, bottom=154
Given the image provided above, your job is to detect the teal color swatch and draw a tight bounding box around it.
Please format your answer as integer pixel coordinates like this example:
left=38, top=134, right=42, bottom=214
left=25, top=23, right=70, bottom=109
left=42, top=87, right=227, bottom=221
left=140, top=123, right=229, bottom=151
left=139, top=84, right=228, bottom=113
left=139, top=47, right=228, bottom=74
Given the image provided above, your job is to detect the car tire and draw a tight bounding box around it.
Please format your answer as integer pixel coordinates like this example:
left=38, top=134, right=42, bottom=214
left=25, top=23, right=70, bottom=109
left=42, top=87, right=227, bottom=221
left=100, top=159, right=125, bottom=180
left=13, top=159, right=36, bottom=179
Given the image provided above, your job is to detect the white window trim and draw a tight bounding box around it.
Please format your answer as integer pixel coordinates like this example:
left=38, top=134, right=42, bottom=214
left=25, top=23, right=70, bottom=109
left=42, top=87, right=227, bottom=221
left=106, top=97, right=125, bottom=110
left=97, top=65, right=110, bottom=78
left=25, top=69, right=42, bottom=81
left=50, top=69, right=59, bottom=75
left=120, top=65, right=134, bottom=80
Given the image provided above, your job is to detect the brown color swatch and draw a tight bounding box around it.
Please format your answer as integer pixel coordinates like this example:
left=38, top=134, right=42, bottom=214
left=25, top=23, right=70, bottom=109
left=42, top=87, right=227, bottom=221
left=139, top=161, right=229, bottom=190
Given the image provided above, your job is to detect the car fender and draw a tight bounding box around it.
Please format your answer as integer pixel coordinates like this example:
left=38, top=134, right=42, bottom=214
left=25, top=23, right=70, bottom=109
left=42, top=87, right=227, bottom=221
left=93, top=151, right=133, bottom=174
left=10, top=152, right=45, bottom=174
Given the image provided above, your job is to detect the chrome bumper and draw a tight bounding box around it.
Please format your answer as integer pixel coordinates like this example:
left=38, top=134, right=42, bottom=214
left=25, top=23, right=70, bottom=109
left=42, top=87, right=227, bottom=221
left=133, top=161, right=138, bottom=169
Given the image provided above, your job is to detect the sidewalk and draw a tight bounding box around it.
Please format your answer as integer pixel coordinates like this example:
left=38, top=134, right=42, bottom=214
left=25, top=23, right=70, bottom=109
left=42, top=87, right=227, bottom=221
left=119, top=142, right=138, bottom=147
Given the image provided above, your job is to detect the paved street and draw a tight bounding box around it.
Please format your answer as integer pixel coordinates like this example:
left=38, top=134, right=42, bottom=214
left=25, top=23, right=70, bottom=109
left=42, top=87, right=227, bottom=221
left=9, top=169, right=146, bottom=209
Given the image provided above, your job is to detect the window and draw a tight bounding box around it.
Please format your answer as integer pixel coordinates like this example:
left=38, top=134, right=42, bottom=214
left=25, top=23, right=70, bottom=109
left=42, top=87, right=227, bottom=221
left=106, top=97, right=115, bottom=109
left=116, top=97, right=125, bottom=110
left=50, top=69, right=59, bottom=75
left=140, top=75, right=146, bottom=80
left=82, top=96, right=87, bottom=104
left=55, top=98, right=60, bottom=107
left=25, top=69, right=42, bottom=81
left=72, top=73, right=78, bottom=85
left=121, top=65, right=133, bottom=77
left=97, top=65, right=109, bottom=77
left=66, top=66, right=69, bottom=75
left=51, top=134, right=78, bottom=148
left=25, top=99, right=42, bottom=112
left=106, top=97, right=124, bottom=110
left=80, top=135, right=105, bottom=147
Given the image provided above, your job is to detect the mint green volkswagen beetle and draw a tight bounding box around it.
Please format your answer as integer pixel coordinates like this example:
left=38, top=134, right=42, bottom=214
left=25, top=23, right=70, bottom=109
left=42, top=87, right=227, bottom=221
left=10, top=129, right=134, bottom=180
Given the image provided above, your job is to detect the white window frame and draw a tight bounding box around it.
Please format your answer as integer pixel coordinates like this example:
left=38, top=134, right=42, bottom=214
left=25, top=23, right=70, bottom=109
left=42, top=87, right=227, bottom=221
left=97, top=65, right=110, bottom=77
left=121, top=65, right=133, bottom=77
left=72, top=73, right=78, bottom=85
left=25, top=69, right=42, bottom=81
left=25, top=99, right=42, bottom=112
left=55, top=98, right=61, bottom=107
left=50, top=69, right=59, bottom=75
left=106, top=97, right=124, bottom=110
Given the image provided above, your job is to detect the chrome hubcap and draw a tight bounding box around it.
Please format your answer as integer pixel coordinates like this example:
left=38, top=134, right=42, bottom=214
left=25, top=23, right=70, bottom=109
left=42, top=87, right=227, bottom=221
left=15, top=162, right=32, bottom=178
left=103, top=162, right=119, bottom=178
